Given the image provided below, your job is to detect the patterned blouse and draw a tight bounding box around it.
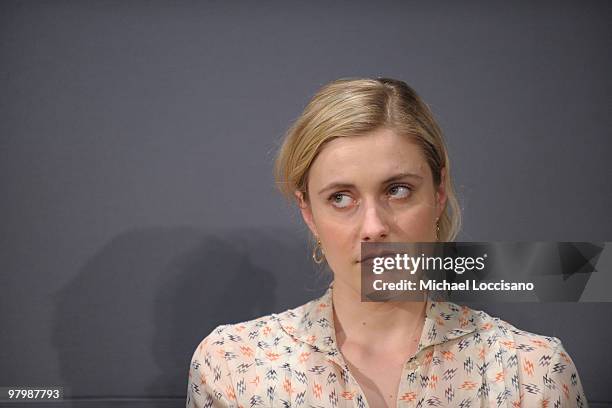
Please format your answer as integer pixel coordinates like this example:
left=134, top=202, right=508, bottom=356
left=186, top=281, right=587, bottom=407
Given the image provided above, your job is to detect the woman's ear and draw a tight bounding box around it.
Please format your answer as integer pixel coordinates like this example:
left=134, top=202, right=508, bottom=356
left=294, top=190, right=319, bottom=238
left=436, top=167, right=448, bottom=219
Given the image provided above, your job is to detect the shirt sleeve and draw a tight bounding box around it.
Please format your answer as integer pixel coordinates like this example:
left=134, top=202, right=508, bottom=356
left=541, top=339, right=588, bottom=407
left=186, top=325, right=237, bottom=408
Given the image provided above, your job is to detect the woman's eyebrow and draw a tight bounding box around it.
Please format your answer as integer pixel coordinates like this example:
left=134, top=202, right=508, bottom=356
left=317, top=172, right=423, bottom=195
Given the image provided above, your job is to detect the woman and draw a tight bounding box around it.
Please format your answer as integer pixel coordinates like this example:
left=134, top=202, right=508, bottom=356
left=186, top=78, right=587, bottom=407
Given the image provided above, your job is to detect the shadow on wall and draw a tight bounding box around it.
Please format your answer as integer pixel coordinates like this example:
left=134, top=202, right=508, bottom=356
left=51, top=226, right=328, bottom=406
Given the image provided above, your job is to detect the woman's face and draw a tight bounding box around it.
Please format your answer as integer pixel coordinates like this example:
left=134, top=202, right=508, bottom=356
left=295, top=127, right=447, bottom=294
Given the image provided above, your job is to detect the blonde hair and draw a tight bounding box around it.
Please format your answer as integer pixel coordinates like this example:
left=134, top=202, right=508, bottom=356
left=273, top=77, right=462, bottom=241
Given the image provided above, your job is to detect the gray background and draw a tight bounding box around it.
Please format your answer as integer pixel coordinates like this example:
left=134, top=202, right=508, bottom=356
left=1, top=1, right=610, bottom=407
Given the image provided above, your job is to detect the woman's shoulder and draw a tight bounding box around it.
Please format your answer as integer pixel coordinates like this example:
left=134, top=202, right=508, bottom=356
left=466, top=304, right=565, bottom=352
left=186, top=306, right=304, bottom=407
left=193, top=313, right=281, bottom=356
left=192, top=294, right=319, bottom=358
left=433, top=300, right=565, bottom=351
left=462, top=304, right=588, bottom=405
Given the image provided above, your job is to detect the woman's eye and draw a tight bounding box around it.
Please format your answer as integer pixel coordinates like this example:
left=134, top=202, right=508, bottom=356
left=329, top=193, right=353, bottom=208
left=388, top=185, right=412, bottom=199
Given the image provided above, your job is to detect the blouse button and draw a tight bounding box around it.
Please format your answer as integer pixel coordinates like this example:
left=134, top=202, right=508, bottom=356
left=405, top=359, right=419, bottom=370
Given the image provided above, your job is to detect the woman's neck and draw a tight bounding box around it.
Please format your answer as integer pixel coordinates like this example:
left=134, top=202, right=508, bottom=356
left=330, top=279, right=427, bottom=354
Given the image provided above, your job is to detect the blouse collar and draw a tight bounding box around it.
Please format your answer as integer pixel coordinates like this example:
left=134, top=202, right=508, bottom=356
left=274, top=280, right=482, bottom=362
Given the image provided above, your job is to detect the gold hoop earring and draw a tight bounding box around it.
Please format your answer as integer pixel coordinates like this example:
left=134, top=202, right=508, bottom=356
left=435, top=219, right=440, bottom=242
left=312, top=239, right=325, bottom=264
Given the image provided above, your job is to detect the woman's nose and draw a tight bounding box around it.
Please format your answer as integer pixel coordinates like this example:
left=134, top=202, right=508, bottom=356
left=360, top=202, right=390, bottom=241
